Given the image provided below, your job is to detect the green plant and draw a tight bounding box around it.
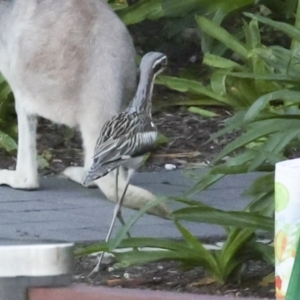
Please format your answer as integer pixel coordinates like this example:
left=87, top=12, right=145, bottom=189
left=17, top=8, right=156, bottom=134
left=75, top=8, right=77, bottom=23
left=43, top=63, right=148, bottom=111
left=188, top=0, right=300, bottom=208
left=156, top=15, right=286, bottom=109
left=138, top=0, right=297, bottom=112
left=77, top=0, right=300, bottom=284
left=0, top=74, right=17, bottom=152
left=117, top=0, right=297, bottom=32
left=76, top=197, right=274, bottom=284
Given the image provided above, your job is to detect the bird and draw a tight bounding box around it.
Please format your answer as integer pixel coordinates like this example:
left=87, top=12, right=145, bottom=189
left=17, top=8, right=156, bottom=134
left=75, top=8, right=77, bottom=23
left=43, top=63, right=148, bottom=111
left=84, top=51, right=168, bottom=276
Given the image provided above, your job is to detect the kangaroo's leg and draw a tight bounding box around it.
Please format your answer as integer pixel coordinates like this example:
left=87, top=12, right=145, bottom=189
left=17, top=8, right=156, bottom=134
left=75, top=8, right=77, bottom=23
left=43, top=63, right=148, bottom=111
left=62, top=119, right=99, bottom=187
left=0, top=97, right=38, bottom=189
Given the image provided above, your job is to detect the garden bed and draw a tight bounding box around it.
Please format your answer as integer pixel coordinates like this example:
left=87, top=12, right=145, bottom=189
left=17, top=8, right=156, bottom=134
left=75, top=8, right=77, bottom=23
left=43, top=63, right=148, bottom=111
left=73, top=252, right=275, bottom=299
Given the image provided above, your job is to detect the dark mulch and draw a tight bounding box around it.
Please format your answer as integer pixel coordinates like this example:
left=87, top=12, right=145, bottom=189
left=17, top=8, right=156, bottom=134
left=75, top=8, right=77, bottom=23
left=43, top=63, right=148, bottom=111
left=0, top=104, right=237, bottom=174
left=74, top=255, right=275, bottom=299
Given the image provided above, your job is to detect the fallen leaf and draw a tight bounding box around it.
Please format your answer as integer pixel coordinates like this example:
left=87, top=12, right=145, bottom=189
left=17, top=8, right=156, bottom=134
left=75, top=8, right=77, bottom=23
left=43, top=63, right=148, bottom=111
left=259, top=272, right=274, bottom=287
left=189, top=276, right=216, bottom=287
left=106, top=278, right=151, bottom=288
left=152, top=151, right=201, bottom=158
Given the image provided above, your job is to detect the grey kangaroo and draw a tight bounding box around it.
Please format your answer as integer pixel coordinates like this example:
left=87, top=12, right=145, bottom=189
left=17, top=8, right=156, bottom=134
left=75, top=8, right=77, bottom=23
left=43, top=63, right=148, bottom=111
left=0, top=0, right=170, bottom=218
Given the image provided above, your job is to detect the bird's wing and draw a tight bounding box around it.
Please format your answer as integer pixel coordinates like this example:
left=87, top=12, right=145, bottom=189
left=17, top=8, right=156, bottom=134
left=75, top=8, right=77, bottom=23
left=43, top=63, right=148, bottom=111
left=95, top=112, right=133, bottom=146
left=93, top=113, right=157, bottom=165
left=87, top=120, right=157, bottom=180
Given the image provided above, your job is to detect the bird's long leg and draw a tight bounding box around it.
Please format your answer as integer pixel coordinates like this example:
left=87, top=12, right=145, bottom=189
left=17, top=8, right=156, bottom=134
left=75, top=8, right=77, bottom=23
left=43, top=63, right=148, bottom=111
left=88, top=168, right=133, bottom=277
left=112, top=168, right=134, bottom=233
left=114, top=168, right=131, bottom=238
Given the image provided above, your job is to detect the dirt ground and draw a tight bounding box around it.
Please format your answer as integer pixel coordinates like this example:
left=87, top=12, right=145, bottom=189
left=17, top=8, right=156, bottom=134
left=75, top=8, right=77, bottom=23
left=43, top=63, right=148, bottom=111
left=0, top=103, right=236, bottom=174
left=73, top=251, right=274, bottom=299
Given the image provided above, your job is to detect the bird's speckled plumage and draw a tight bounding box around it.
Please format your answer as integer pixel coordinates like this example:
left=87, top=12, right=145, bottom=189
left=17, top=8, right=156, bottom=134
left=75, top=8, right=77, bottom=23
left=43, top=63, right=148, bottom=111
left=84, top=52, right=167, bottom=184
left=89, top=112, right=157, bottom=178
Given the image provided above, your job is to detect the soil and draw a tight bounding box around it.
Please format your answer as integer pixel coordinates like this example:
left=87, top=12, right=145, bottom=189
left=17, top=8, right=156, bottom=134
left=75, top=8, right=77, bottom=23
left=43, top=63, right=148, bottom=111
left=0, top=103, right=237, bottom=174
left=73, top=253, right=275, bottom=299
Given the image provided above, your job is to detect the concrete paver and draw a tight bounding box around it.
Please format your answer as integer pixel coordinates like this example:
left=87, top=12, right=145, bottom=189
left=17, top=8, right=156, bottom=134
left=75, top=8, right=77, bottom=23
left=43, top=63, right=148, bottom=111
left=0, top=169, right=261, bottom=244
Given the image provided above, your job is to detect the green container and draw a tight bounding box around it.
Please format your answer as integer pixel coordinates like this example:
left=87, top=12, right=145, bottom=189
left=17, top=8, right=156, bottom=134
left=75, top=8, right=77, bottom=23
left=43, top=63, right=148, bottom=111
left=286, top=237, right=300, bottom=299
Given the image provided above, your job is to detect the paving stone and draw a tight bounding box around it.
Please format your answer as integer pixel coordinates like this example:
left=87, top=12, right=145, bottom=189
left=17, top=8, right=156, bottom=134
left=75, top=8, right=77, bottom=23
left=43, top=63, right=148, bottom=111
left=0, top=170, right=262, bottom=243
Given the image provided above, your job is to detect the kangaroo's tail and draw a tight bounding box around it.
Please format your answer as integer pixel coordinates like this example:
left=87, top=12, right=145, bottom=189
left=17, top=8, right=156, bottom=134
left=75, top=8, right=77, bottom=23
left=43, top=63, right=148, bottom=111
left=95, top=169, right=172, bottom=219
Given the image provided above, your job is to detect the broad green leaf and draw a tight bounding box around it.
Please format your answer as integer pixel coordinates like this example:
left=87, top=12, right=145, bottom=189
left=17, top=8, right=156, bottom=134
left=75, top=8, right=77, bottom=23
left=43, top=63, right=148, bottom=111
left=221, top=229, right=255, bottom=268
left=75, top=242, right=109, bottom=256
left=245, top=13, right=300, bottom=42
left=0, top=82, right=11, bottom=100
left=248, top=19, right=261, bottom=49
left=0, top=130, right=17, bottom=151
left=211, top=163, right=252, bottom=174
left=210, top=71, right=227, bottom=97
left=186, top=172, right=225, bottom=196
left=243, top=173, right=274, bottom=197
left=229, top=77, right=259, bottom=106
left=218, top=249, right=255, bottom=279
left=163, top=0, right=253, bottom=18
left=196, top=16, right=248, bottom=60
left=118, top=0, right=164, bottom=25
left=159, top=99, right=226, bottom=107
left=213, top=119, right=300, bottom=163
left=203, top=53, right=244, bottom=70
left=291, top=0, right=300, bottom=51
left=247, top=191, right=274, bottom=215
left=109, top=197, right=169, bottom=250
left=162, top=0, right=202, bottom=17
left=247, top=149, right=284, bottom=172
left=175, top=221, right=220, bottom=277
left=247, top=129, right=300, bottom=171
left=254, top=47, right=300, bottom=79
left=227, top=71, right=299, bottom=82
left=213, top=0, right=253, bottom=14
left=75, top=237, right=190, bottom=256
left=0, top=73, right=7, bottom=83
left=112, top=246, right=218, bottom=272
left=108, top=0, right=128, bottom=10
left=246, top=19, right=268, bottom=93
left=188, top=106, right=219, bottom=117
left=175, top=221, right=212, bottom=256
left=173, top=207, right=274, bottom=232
left=245, top=90, right=300, bottom=122
left=206, top=110, right=245, bottom=144
left=114, top=237, right=188, bottom=251
left=212, top=150, right=253, bottom=172
left=157, top=133, right=170, bottom=145
left=169, top=197, right=214, bottom=208
left=156, top=76, right=232, bottom=105
left=284, top=0, right=298, bottom=18
left=201, top=8, right=226, bottom=54
left=113, top=249, right=197, bottom=267
left=251, top=242, right=274, bottom=265
left=37, top=155, right=50, bottom=169
left=243, top=173, right=275, bottom=216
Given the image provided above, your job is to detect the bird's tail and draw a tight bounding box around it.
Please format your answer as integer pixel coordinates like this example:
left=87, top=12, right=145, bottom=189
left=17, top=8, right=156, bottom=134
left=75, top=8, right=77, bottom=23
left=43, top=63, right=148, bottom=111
left=84, top=161, right=120, bottom=186
left=84, top=171, right=108, bottom=186
left=94, top=168, right=172, bottom=219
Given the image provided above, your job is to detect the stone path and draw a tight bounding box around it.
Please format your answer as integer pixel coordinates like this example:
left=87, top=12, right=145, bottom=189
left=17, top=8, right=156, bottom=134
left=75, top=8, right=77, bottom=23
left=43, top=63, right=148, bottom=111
left=0, top=169, right=260, bottom=244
